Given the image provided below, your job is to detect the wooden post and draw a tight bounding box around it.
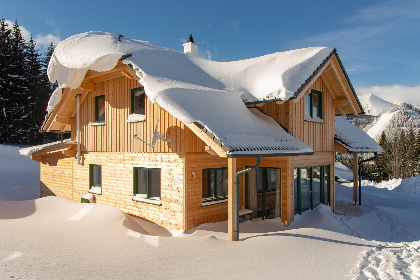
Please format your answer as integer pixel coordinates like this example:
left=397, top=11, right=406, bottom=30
left=353, top=153, right=358, bottom=203
left=228, top=157, right=237, bottom=241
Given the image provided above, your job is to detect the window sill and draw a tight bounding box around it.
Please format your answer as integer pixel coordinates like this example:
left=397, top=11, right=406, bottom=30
left=92, top=122, right=105, bottom=126
left=304, top=116, right=325, bottom=123
left=89, top=187, right=102, bottom=195
left=202, top=198, right=228, bottom=206
left=127, top=114, right=146, bottom=123
left=133, top=195, right=162, bottom=205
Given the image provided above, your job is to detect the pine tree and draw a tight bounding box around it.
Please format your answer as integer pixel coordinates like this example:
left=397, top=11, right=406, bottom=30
left=373, top=131, right=391, bottom=182
left=25, top=36, right=46, bottom=144
left=413, top=130, right=420, bottom=176
left=0, top=19, right=12, bottom=144
left=406, top=128, right=416, bottom=177
left=4, top=20, right=30, bottom=144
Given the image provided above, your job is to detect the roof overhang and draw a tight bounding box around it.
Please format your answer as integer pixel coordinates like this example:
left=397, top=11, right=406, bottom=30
left=334, top=116, right=383, bottom=154
left=42, top=61, right=140, bottom=132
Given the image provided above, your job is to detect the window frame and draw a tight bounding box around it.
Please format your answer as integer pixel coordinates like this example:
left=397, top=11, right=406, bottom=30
left=133, top=167, right=162, bottom=205
left=89, top=164, right=102, bottom=195
left=94, top=95, right=105, bottom=124
left=131, top=87, right=146, bottom=114
left=294, top=164, right=330, bottom=215
left=304, top=90, right=323, bottom=121
left=244, top=167, right=282, bottom=219
left=201, top=167, right=228, bottom=206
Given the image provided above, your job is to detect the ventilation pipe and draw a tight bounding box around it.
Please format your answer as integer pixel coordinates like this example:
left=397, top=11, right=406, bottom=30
left=232, top=155, right=262, bottom=241
left=76, top=94, right=81, bottom=165
left=358, top=152, right=378, bottom=205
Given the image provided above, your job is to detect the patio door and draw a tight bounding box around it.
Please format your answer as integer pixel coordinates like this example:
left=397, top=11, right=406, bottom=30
left=245, top=167, right=281, bottom=220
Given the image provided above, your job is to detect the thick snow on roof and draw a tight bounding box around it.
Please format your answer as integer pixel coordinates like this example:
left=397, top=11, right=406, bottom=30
left=19, top=139, right=75, bottom=156
left=48, top=31, right=333, bottom=104
left=47, top=31, right=334, bottom=156
left=335, top=116, right=383, bottom=153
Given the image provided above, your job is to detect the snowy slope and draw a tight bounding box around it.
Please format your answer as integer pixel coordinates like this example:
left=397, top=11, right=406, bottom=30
left=1, top=145, right=420, bottom=279
left=357, top=85, right=420, bottom=108
left=358, top=93, right=393, bottom=116
left=365, top=103, right=420, bottom=140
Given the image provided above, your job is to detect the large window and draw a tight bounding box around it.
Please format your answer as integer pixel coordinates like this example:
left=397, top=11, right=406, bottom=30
left=202, top=167, right=228, bottom=205
left=294, top=165, right=330, bottom=215
left=133, top=167, right=161, bottom=204
left=94, top=95, right=105, bottom=123
left=89, top=164, right=102, bottom=194
left=304, top=90, right=322, bottom=120
left=245, top=167, right=281, bottom=219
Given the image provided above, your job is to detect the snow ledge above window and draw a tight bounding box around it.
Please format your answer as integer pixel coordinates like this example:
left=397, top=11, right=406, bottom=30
left=304, top=115, right=325, bottom=123
left=92, top=122, right=105, bottom=126
left=202, top=198, right=228, bottom=207
left=89, top=187, right=102, bottom=195
left=133, top=195, right=162, bottom=205
left=127, top=114, right=146, bottom=123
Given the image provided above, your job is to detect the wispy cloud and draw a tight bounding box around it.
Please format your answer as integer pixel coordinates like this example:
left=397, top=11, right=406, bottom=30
left=5, top=19, right=61, bottom=50
left=289, top=0, right=420, bottom=55
left=5, top=20, right=31, bottom=41
left=232, top=20, right=240, bottom=31
left=199, top=46, right=217, bottom=61
left=34, top=33, right=61, bottom=49
left=208, top=24, right=214, bottom=30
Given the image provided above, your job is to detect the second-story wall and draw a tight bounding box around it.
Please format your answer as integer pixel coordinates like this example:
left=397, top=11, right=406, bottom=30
left=71, top=75, right=186, bottom=155
left=256, top=76, right=335, bottom=152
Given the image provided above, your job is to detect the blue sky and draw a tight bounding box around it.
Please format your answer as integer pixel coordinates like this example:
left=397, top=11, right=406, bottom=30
left=2, top=0, right=420, bottom=91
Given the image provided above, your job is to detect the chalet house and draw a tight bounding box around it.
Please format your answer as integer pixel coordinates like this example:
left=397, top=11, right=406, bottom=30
left=20, top=32, right=382, bottom=240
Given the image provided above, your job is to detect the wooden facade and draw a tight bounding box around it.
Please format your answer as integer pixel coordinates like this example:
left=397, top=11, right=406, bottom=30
left=35, top=53, right=361, bottom=233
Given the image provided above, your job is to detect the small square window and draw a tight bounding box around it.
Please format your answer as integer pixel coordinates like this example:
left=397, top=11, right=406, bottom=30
left=95, top=95, right=105, bottom=123
left=133, top=167, right=161, bottom=203
left=131, top=87, right=145, bottom=115
left=304, top=90, right=322, bottom=120
left=89, top=164, right=102, bottom=194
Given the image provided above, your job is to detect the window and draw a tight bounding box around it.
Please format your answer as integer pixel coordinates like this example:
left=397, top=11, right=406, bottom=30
left=128, top=87, right=146, bottom=123
left=95, top=95, right=105, bottom=123
left=304, top=90, right=322, bottom=120
left=89, top=164, right=102, bottom=194
left=294, top=165, right=330, bottom=215
left=133, top=167, right=161, bottom=205
left=202, top=167, right=228, bottom=205
left=245, top=167, right=281, bottom=219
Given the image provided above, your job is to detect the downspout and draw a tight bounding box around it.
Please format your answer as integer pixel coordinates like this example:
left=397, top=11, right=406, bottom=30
left=358, top=152, right=377, bottom=205
left=233, top=155, right=262, bottom=241
left=76, top=94, right=82, bottom=166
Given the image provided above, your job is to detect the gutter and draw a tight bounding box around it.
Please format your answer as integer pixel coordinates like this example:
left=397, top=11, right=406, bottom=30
left=358, top=152, right=378, bottom=205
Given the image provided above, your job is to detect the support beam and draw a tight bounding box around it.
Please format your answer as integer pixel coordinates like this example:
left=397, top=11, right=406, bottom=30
left=80, top=81, right=96, bottom=91
left=332, top=99, right=348, bottom=107
left=353, top=153, right=358, bottom=203
left=228, top=157, right=237, bottom=241
left=204, top=146, right=217, bottom=156
left=31, top=156, right=43, bottom=162
left=186, top=123, right=227, bottom=157
left=331, top=58, right=359, bottom=115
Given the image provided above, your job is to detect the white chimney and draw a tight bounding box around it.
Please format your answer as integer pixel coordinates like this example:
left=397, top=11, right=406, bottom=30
left=183, top=34, right=198, bottom=57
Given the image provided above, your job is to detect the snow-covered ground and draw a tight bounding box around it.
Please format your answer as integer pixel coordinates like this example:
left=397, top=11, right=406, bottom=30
left=1, top=145, right=420, bottom=279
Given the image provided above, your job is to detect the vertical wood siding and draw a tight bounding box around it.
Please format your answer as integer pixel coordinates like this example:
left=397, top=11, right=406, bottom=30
left=258, top=76, right=335, bottom=153
left=71, top=76, right=186, bottom=155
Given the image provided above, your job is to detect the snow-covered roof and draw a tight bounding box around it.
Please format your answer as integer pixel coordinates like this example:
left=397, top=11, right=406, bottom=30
left=46, top=31, right=338, bottom=157
left=335, top=116, right=383, bottom=153
left=19, top=139, right=76, bottom=157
